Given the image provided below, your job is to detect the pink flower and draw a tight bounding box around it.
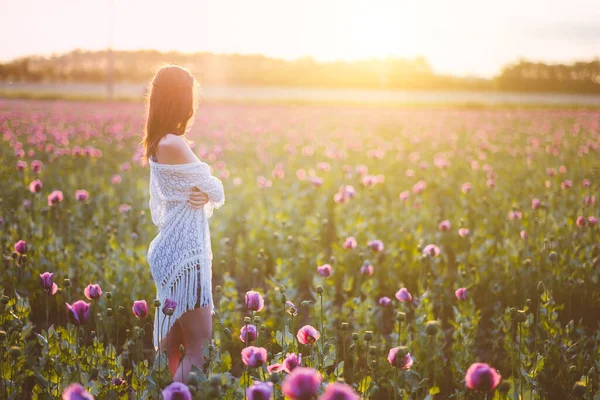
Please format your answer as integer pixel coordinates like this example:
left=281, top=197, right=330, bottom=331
left=422, top=244, right=440, bottom=257
left=395, top=288, right=412, bottom=303
left=283, top=352, right=302, bottom=373
left=241, top=346, right=268, bottom=368
left=520, top=230, right=527, bottom=240
left=111, top=174, right=122, bottom=185
left=120, top=162, right=131, bottom=172
left=455, top=288, right=467, bottom=300
left=75, top=190, right=89, bottom=202
left=268, top=363, right=285, bottom=373
left=465, top=362, right=502, bottom=391
left=320, top=382, right=360, bottom=400
left=245, top=291, right=264, bottom=312
left=343, top=237, right=357, bottom=249
left=387, top=347, right=414, bottom=369
left=576, top=216, right=587, bottom=227
left=29, top=179, right=43, bottom=193
left=360, top=263, right=373, bottom=276
left=286, top=300, right=298, bottom=316
left=48, top=190, right=64, bottom=206
left=439, top=220, right=451, bottom=232
left=162, top=298, right=177, bottom=315
left=461, top=183, right=472, bottom=193
left=486, top=179, right=495, bottom=189
left=412, top=180, right=426, bottom=194
left=16, top=160, right=27, bottom=171
left=399, top=191, right=409, bottom=201
left=458, top=228, right=470, bottom=238
left=14, top=240, right=28, bottom=255
left=585, top=196, right=595, bottom=206
left=247, top=381, right=273, bottom=400
left=582, top=179, right=591, bottom=188
left=162, top=382, right=192, bottom=400
left=317, top=264, right=332, bottom=277
left=589, top=216, right=598, bottom=226
left=561, top=180, right=572, bottom=190
left=546, top=168, right=556, bottom=176
left=508, top=211, right=522, bottom=220
left=240, top=324, right=258, bottom=343
left=31, top=160, right=43, bottom=174
left=282, top=367, right=322, bottom=400
left=297, top=325, right=320, bottom=345
left=118, top=204, right=131, bottom=213
left=62, top=383, right=95, bottom=400
left=559, top=165, right=567, bottom=174
left=379, top=296, right=392, bottom=307
left=531, top=198, right=540, bottom=209
left=132, top=300, right=148, bottom=319
left=367, top=239, right=384, bottom=252
left=66, top=301, right=90, bottom=326
left=39, top=272, right=58, bottom=296
left=84, top=284, right=102, bottom=300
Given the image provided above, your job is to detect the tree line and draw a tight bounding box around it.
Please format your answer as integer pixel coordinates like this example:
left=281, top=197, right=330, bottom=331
left=1, top=49, right=599, bottom=94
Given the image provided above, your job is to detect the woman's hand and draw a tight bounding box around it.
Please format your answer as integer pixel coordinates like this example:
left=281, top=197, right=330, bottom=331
left=189, top=187, right=209, bottom=209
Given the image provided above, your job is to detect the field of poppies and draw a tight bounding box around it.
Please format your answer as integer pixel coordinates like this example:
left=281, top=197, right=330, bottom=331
left=1, top=98, right=600, bottom=399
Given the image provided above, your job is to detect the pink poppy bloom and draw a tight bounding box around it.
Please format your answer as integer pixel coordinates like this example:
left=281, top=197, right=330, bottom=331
left=589, top=216, right=598, bottom=226
left=268, top=363, right=285, bottom=373
left=75, top=190, right=89, bottom=202
left=508, top=211, right=522, bottom=220
left=283, top=352, right=302, bottom=373
left=62, top=383, right=95, bottom=400
left=241, top=346, right=268, bottom=368
left=405, top=169, right=415, bottom=177
left=309, top=176, right=324, bottom=188
left=132, top=300, right=148, bottom=319
left=118, top=204, right=131, bottom=213
left=111, top=174, right=122, bottom=185
left=520, top=230, right=527, bottom=240
left=561, top=180, right=572, bottom=190
left=546, top=168, right=556, bottom=176
left=412, top=180, right=426, bottom=194
left=378, top=297, right=392, bottom=307
left=233, top=177, right=242, bottom=186
left=465, top=362, right=502, bottom=391
left=455, top=288, right=467, bottom=300
left=14, top=240, right=28, bottom=255
left=367, top=239, right=384, bottom=252
left=31, top=160, right=43, bottom=174
left=162, top=298, right=177, bottom=315
left=317, top=264, right=332, bottom=277
left=282, top=367, right=322, bottom=400
left=247, top=381, right=273, bottom=400
left=39, top=272, right=58, bottom=296
left=545, top=180, right=551, bottom=188
left=16, top=160, right=27, bottom=171
left=29, top=179, right=43, bottom=193
left=120, top=162, right=131, bottom=172
left=296, top=169, right=307, bottom=181
left=531, top=198, right=540, bottom=209
left=245, top=291, right=264, bottom=312
left=458, top=228, right=470, bottom=238
left=559, top=165, right=567, bottom=174
left=576, top=216, right=587, bottom=227
left=395, top=288, right=412, bottom=303
left=585, top=196, right=595, bottom=206
left=66, top=301, right=90, bottom=326
left=48, top=190, right=64, bottom=206
left=23, top=200, right=31, bottom=211
left=320, top=382, right=360, bottom=400
left=84, top=284, right=102, bottom=300
left=486, top=179, right=495, bottom=189
left=360, top=263, right=373, bottom=276
left=461, top=183, right=472, bottom=193
left=297, top=325, right=320, bottom=345
left=343, top=237, right=357, bottom=249
left=399, top=191, right=409, bottom=201
left=439, top=220, right=451, bottom=232
left=582, top=179, right=591, bottom=188
left=387, top=347, right=414, bottom=369
left=423, top=244, right=440, bottom=257
left=162, top=382, right=192, bottom=400
left=240, top=324, right=258, bottom=343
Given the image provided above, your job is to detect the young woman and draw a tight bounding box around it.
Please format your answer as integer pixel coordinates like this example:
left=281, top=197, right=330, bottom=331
left=142, top=65, right=225, bottom=382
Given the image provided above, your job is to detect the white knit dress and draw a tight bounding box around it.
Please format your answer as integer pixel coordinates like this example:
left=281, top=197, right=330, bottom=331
left=147, top=156, right=225, bottom=349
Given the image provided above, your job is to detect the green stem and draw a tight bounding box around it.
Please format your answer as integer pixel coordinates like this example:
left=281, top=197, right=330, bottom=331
left=519, top=324, right=523, bottom=400
left=75, top=328, right=81, bottom=383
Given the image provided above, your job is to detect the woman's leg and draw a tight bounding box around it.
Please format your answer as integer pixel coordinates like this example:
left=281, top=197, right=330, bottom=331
left=159, top=320, right=186, bottom=376
left=173, top=306, right=213, bottom=383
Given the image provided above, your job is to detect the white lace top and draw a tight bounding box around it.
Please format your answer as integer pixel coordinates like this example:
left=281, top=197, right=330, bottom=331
left=147, top=156, right=225, bottom=348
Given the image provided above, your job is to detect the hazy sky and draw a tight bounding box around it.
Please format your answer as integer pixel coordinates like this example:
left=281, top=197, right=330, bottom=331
left=1, top=0, right=599, bottom=77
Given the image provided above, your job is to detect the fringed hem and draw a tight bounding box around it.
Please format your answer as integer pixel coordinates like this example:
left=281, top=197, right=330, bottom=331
left=153, top=255, right=214, bottom=350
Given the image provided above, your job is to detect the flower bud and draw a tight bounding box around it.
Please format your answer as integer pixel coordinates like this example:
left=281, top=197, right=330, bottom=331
left=364, top=331, right=373, bottom=342
left=153, top=299, right=161, bottom=307
left=525, top=299, right=531, bottom=308
left=369, top=345, right=377, bottom=355
left=396, top=312, right=406, bottom=322
left=107, top=308, right=113, bottom=317
left=509, top=307, right=517, bottom=319
left=9, top=346, right=22, bottom=358
left=188, top=371, right=200, bottom=386
left=515, top=310, right=527, bottom=323
left=118, top=306, right=125, bottom=314
left=260, top=325, right=266, bottom=333
left=125, top=329, right=130, bottom=338
left=139, top=328, right=145, bottom=338
left=244, top=316, right=252, bottom=324
left=210, top=375, right=221, bottom=387
left=425, top=321, right=439, bottom=336
left=0, top=331, right=6, bottom=342
left=105, top=291, right=112, bottom=300
left=269, top=372, right=281, bottom=384
left=341, top=322, right=349, bottom=331
left=524, top=259, right=532, bottom=267
left=352, top=332, right=359, bottom=341
left=63, top=279, right=71, bottom=287
left=549, top=251, right=558, bottom=262
left=537, top=281, right=546, bottom=296
left=572, top=382, right=586, bottom=397
left=253, top=316, right=261, bottom=324
left=0, top=296, right=9, bottom=305
left=166, top=308, right=174, bottom=316
left=90, top=331, right=96, bottom=339
left=223, top=328, right=233, bottom=340
left=329, top=256, right=336, bottom=265
left=316, top=285, right=324, bottom=295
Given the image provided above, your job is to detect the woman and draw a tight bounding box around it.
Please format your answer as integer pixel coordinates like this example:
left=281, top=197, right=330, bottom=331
left=142, top=65, right=225, bottom=382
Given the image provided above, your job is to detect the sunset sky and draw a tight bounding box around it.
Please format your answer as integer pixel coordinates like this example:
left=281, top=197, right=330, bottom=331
left=1, top=0, right=599, bottom=77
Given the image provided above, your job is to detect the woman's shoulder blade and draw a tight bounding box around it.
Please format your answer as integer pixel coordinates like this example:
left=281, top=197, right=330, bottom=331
left=155, top=134, right=199, bottom=165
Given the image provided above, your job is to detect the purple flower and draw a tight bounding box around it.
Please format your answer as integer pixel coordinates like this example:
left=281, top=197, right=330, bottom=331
left=367, top=239, right=384, bottom=252
left=378, top=297, right=392, bottom=307
left=75, top=190, right=89, bottom=202
left=14, top=240, right=27, bottom=255
left=240, top=324, right=258, bottom=343
left=247, top=381, right=273, bottom=400
left=162, top=298, right=177, bottom=315
left=320, top=382, right=360, bottom=400
left=132, top=300, right=148, bottom=319
left=360, top=263, right=373, bottom=276
left=297, top=325, right=320, bottom=345
left=395, top=288, right=412, bottom=303
left=162, top=382, right=192, bottom=400
left=317, top=264, right=332, bottom=277
left=84, top=284, right=102, bottom=300
left=343, top=237, right=357, bottom=249
left=281, top=367, right=322, bottom=399
left=39, top=272, right=58, bottom=296
left=62, top=383, right=95, bottom=399
left=465, top=362, right=502, bottom=392
left=455, top=288, right=467, bottom=300
left=245, top=291, right=264, bottom=312
left=65, top=301, right=90, bottom=326
left=387, top=347, right=414, bottom=369
left=241, top=346, right=268, bottom=368
left=283, top=352, right=302, bottom=373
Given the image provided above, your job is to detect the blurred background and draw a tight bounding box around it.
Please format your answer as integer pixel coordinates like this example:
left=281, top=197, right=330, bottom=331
left=1, top=0, right=600, bottom=105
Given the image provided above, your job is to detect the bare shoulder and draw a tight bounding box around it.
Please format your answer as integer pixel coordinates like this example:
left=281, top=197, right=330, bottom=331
left=155, top=134, right=198, bottom=165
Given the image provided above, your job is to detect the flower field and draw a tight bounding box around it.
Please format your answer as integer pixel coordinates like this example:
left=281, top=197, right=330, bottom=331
left=1, top=98, right=600, bottom=399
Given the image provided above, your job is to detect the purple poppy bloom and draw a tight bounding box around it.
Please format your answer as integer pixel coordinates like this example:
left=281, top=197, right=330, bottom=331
left=240, top=324, right=258, bottom=343
left=241, top=346, right=268, bottom=368
left=245, top=291, right=264, bottom=312
left=84, top=284, right=102, bottom=300
left=281, top=367, right=322, bottom=400
left=132, top=300, right=148, bottom=319
left=320, top=382, right=360, bottom=400
left=465, top=362, right=502, bottom=392
left=247, top=381, right=273, bottom=400
left=62, top=383, right=95, bottom=399
left=162, top=382, right=192, bottom=400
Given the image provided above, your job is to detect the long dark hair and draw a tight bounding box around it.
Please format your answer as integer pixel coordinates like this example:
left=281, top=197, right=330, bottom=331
left=142, top=65, right=196, bottom=163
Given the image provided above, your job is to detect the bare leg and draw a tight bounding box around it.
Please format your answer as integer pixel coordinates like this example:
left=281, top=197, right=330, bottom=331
left=159, top=320, right=186, bottom=377
left=174, top=306, right=212, bottom=383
